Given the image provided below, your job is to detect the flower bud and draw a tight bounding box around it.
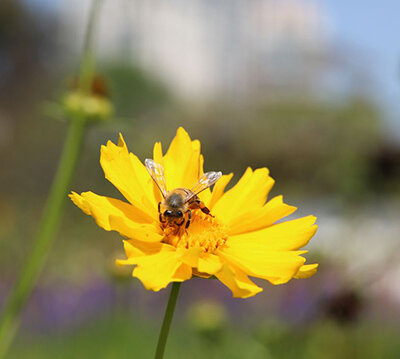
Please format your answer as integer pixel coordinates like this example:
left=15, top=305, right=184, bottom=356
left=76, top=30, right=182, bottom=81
left=63, top=75, right=113, bottom=122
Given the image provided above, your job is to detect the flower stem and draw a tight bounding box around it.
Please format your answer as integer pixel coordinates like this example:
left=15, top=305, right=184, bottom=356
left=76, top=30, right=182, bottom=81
left=0, top=1, right=103, bottom=357
left=154, top=282, right=182, bottom=359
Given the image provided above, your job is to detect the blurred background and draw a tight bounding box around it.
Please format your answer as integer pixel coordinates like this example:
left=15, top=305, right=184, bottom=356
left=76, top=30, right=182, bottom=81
left=1, top=0, right=400, bottom=357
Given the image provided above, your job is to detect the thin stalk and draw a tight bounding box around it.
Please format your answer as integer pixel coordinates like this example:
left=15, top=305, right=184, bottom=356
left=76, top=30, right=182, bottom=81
left=154, top=283, right=182, bottom=359
left=0, top=0, right=103, bottom=357
left=79, top=0, right=103, bottom=93
left=0, top=117, right=85, bottom=356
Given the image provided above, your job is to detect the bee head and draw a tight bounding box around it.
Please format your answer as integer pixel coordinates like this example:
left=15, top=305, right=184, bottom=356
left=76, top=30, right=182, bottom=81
left=164, top=209, right=183, bottom=218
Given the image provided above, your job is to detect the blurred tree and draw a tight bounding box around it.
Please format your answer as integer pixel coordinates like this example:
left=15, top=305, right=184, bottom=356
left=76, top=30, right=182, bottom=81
left=0, top=0, right=57, bottom=108
left=0, top=0, right=59, bottom=199
left=178, top=96, right=384, bottom=201
left=102, top=63, right=172, bottom=118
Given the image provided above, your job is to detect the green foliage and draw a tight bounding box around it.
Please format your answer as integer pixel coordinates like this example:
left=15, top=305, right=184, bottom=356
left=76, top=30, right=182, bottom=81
left=8, top=316, right=400, bottom=359
left=248, top=97, right=383, bottom=198
left=170, top=96, right=384, bottom=200
left=101, top=63, right=173, bottom=118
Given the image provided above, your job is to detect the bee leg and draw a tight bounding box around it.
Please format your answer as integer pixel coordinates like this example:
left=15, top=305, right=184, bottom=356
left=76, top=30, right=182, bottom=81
left=199, top=204, right=214, bottom=217
left=158, top=203, right=166, bottom=224
left=185, top=210, right=192, bottom=229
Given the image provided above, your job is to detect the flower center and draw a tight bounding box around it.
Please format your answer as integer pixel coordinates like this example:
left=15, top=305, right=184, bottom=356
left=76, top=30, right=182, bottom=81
left=163, top=211, right=228, bottom=253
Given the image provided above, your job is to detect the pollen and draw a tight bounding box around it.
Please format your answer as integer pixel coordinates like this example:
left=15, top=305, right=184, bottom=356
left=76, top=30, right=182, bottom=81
left=163, top=211, right=228, bottom=253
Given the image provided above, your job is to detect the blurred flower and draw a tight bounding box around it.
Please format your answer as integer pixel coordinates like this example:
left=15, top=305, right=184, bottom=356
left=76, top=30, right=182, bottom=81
left=187, top=300, right=227, bottom=339
left=70, top=128, right=317, bottom=298
left=323, top=288, right=362, bottom=324
left=106, top=250, right=132, bottom=284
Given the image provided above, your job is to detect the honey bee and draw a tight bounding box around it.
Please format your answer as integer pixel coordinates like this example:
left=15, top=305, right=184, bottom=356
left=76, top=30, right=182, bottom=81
left=145, top=159, right=222, bottom=231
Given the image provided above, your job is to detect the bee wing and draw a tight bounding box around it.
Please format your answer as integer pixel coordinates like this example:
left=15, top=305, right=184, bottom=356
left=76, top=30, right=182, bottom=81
left=144, top=159, right=167, bottom=198
left=186, top=171, right=222, bottom=202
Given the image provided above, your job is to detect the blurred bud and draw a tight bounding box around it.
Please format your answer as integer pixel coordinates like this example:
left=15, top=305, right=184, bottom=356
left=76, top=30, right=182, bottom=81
left=105, top=251, right=132, bottom=284
left=62, top=91, right=113, bottom=122
left=187, top=300, right=227, bottom=342
left=70, top=75, right=109, bottom=98
left=62, top=75, right=113, bottom=122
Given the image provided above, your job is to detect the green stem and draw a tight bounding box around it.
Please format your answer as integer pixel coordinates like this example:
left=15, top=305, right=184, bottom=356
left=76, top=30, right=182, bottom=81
left=154, top=283, right=182, bottom=359
left=0, top=1, right=103, bottom=357
left=0, top=117, right=86, bottom=357
left=79, top=0, right=103, bottom=93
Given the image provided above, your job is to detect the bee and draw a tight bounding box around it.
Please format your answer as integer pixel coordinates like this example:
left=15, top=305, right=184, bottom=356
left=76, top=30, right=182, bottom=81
left=145, top=159, right=222, bottom=231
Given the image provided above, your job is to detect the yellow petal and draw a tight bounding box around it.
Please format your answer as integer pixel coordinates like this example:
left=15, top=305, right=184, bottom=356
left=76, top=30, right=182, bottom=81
left=215, top=263, right=263, bottom=298
left=177, top=247, right=201, bottom=267
left=100, top=133, right=157, bottom=218
left=228, top=195, right=297, bottom=235
left=152, top=141, right=165, bottom=204
left=172, top=263, right=192, bottom=282
left=131, top=246, right=182, bottom=291
left=212, top=168, right=274, bottom=222
left=163, top=127, right=202, bottom=190
left=192, top=271, right=212, bottom=279
left=153, top=141, right=164, bottom=165
left=129, top=245, right=199, bottom=291
left=207, top=173, right=233, bottom=210
left=108, top=216, right=163, bottom=242
left=116, top=239, right=164, bottom=265
left=196, top=154, right=212, bottom=205
left=228, top=215, right=317, bottom=251
left=218, top=246, right=306, bottom=285
left=197, top=253, right=223, bottom=275
left=294, top=263, right=318, bottom=279
left=69, top=191, right=158, bottom=239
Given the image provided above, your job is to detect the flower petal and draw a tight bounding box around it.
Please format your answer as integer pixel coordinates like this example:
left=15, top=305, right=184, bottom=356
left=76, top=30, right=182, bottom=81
left=228, top=195, right=297, bottom=235
left=128, top=245, right=199, bottom=291
left=163, top=127, right=202, bottom=190
left=151, top=141, right=165, bottom=204
left=100, top=134, right=157, bottom=217
left=197, top=253, right=223, bottom=275
left=196, top=154, right=212, bottom=205
left=207, top=173, right=233, bottom=210
left=215, top=263, right=263, bottom=298
left=177, top=247, right=202, bottom=268
left=108, top=216, right=163, bottom=242
left=116, top=239, right=164, bottom=265
left=228, top=215, right=317, bottom=251
left=69, top=191, right=159, bottom=240
left=218, top=246, right=306, bottom=285
left=172, top=263, right=192, bottom=282
left=131, top=246, right=182, bottom=291
left=153, top=141, right=164, bottom=165
left=294, top=263, right=318, bottom=279
left=212, top=168, right=274, bottom=222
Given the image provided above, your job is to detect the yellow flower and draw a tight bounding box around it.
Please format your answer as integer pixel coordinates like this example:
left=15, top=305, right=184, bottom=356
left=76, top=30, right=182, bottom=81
left=70, top=128, right=318, bottom=298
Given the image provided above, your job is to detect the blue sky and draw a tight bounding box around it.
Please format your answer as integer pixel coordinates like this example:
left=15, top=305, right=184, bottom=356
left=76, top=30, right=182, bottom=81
left=323, top=0, right=400, bottom=135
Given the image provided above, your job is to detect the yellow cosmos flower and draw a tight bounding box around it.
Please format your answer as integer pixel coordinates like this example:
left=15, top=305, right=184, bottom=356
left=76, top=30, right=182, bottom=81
left=70, top=128, right=318, bottom=298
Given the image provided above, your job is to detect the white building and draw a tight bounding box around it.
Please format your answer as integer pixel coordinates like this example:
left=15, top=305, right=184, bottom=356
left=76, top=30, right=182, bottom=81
left=60, top=0, right=329, bottom=101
